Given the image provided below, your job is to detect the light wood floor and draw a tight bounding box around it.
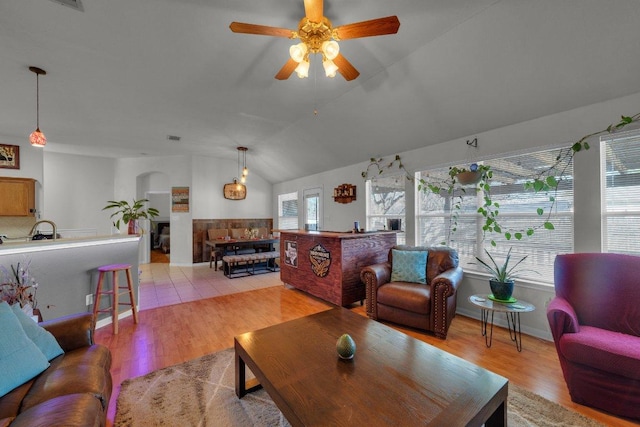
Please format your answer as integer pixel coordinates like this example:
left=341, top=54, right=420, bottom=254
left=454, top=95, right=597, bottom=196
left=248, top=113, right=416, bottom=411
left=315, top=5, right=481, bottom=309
left=95, top=265, right=638, bottom=427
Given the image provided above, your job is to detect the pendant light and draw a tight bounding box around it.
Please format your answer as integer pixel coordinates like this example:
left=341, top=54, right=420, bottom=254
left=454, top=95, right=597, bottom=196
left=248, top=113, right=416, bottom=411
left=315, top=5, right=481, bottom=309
left=29, top=66, right=47, bottom=147
left=237, top=146, right=248, bottom=184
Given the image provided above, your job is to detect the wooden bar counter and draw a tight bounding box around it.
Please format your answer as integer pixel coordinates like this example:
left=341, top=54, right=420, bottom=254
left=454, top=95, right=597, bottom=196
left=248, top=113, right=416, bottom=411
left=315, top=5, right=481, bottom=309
left=279, top=230, right=396, bottom=306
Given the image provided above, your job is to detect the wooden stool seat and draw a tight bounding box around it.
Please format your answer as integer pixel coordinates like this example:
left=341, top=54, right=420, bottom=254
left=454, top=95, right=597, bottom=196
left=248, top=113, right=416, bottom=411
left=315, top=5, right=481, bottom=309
left=93, top=263, right=138, bottom=334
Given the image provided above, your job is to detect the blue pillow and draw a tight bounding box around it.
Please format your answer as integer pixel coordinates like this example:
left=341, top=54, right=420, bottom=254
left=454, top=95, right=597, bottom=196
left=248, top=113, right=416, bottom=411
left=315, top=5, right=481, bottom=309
left=391, top=249, right=428, bottom=284
left=11, top=304, right=64, bottom=361
left=0, top=301, right=50, bottom=398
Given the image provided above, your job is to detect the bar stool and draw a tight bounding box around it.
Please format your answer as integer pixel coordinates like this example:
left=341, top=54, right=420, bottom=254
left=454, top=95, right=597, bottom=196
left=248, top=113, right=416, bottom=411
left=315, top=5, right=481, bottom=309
left=93, top=263, right=139, bottom=334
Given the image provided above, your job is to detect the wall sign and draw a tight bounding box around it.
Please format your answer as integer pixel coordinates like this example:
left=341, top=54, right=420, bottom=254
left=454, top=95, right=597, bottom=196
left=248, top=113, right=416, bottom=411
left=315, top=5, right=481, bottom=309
left=171, top=186, right=190, bottom=212
left=333, top=183, right=356, bottom=204
left=284, top=240, right=298, bottom=267
left=309, top=243, right=331, bottom=277
left=223, top=182, right=246, bottom=200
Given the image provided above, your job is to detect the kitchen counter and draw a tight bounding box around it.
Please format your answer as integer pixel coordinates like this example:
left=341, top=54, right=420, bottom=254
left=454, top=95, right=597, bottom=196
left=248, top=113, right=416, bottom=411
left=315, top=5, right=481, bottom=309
left=0, top=234, right=140, bottom=254
left=0, top=234, right=141, bottom=323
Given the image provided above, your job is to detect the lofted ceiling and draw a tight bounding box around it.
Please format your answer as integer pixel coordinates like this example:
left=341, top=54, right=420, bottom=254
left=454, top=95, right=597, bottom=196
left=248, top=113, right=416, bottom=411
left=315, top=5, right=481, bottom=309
left=1, top=0, right=640, bottom=184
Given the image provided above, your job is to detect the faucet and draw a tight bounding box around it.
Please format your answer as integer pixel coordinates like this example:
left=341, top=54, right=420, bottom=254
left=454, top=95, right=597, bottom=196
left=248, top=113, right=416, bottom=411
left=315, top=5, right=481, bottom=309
left=29, top=220, right=58, bottom=241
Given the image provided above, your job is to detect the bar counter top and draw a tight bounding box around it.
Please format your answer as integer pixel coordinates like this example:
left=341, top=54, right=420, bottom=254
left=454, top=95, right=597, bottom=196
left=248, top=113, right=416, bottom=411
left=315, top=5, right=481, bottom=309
left=274, top=229, right=397, bottom=239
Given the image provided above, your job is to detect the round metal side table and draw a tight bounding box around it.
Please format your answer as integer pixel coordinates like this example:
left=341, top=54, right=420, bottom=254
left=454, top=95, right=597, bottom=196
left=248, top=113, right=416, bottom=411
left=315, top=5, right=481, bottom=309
left=469, top=294, right=535, bottom=352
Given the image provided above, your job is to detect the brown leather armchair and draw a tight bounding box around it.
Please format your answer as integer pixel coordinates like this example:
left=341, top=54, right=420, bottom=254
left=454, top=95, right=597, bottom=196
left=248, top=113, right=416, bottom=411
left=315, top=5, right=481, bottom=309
left=360, top=245, right=463, bottom=339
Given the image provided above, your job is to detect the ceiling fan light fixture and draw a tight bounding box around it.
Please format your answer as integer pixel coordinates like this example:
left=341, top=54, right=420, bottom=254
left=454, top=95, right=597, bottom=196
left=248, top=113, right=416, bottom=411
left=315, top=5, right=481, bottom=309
left=323, top=59, right=338, bottom=78
left=295, top=60, right=310, bottom=78
left=322, top=40, right=339, bottom=60
left=289, top=43, right=307, bottom=63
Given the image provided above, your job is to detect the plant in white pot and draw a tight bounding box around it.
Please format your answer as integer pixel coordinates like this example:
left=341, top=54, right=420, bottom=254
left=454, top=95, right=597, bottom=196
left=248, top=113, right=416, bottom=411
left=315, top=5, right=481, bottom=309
left=472, top=248, right=536, bottom=301
left=103, top=199, right=159, bottom=234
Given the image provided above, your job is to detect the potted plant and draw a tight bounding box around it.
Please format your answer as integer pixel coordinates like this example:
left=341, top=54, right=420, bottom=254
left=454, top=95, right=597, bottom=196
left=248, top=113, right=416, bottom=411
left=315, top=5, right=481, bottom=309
left=0, top=262, right=42, bottom=321
left=103, top=199, right=160, bottom=234
left=472, top=248, right=536, bottom=301
left=452, top=163, right=483, bottom=185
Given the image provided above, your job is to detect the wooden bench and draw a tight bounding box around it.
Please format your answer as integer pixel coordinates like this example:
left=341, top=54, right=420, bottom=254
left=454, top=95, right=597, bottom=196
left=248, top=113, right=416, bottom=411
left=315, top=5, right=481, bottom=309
left=222, top=251, right=280, bottom=278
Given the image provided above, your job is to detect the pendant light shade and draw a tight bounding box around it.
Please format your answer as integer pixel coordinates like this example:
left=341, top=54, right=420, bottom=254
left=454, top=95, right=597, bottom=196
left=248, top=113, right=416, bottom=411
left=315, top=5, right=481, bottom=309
left=29, top=66, right=47, bottom=147
left=29, top=129, right=47, bottom=147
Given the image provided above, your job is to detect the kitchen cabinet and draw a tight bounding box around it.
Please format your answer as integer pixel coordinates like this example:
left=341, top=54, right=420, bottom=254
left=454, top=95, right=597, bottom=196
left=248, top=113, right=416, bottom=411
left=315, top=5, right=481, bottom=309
left=0, top=177, right=35, bottom=216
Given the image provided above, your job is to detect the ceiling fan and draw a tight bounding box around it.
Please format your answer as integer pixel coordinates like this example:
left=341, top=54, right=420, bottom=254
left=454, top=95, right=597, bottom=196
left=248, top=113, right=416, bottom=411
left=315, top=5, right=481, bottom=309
left=229, top=0, right=400, bottom=81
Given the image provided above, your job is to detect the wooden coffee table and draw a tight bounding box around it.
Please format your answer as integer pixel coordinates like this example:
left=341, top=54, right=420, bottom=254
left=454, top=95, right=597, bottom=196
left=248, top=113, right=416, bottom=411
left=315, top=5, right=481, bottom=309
left=235, top=308, right=508, bottom=426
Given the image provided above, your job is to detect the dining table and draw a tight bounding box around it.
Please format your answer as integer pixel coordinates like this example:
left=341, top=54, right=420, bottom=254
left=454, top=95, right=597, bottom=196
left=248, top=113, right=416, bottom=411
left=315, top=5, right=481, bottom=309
left=205, top=237, right=280, bottom=253
left=205, top=237, right=280, bottom=277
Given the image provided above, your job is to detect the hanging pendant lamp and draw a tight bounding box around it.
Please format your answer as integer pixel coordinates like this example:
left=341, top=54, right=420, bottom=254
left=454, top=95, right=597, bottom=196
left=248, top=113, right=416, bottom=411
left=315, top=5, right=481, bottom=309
left=29, top=66, right=47, bottom=147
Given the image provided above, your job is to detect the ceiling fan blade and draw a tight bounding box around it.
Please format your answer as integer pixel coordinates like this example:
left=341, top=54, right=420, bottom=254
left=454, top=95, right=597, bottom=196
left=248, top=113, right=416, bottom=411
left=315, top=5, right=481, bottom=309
left=229, top=22, right=295, bottom=38
left=334, top=16, right=400, bottom=40
left=275, top=58, right=299, bottom=80
left=333, top=53, right=360, bottom=81
left=304, top=0, right=323, bottom=22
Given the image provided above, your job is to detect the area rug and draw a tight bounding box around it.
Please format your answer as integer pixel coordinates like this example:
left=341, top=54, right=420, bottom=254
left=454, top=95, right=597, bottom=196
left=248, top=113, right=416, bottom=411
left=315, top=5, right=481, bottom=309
left=114, top=348, right=604, bottom=427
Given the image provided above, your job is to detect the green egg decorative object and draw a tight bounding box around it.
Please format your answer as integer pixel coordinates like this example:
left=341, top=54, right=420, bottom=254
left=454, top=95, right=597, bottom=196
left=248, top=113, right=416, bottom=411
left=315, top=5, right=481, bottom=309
left=336, top=334, right=356, bottom=359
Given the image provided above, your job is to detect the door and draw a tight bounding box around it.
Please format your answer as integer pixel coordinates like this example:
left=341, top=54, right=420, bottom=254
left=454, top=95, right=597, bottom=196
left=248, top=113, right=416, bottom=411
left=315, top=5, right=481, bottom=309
left=303, top=187, right=322, bottom=231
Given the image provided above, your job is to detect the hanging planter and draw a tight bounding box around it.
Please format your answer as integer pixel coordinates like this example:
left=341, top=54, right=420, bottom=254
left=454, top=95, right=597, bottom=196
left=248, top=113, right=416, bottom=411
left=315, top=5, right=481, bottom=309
left=455, top=170, right=482, bottom=185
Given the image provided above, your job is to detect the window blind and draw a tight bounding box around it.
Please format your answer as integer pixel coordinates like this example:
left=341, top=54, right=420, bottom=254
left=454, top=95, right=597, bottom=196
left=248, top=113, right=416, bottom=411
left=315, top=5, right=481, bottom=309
left=278, top=192, right=299, bottom=230
left=602, top=130, right=640, bottom=255
left=416, top=147, right=574, bottom=283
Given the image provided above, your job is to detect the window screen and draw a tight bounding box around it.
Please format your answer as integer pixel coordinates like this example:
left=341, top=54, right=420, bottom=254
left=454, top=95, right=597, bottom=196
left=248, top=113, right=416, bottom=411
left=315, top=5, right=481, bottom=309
left=366, top=174, right=406, bottom=244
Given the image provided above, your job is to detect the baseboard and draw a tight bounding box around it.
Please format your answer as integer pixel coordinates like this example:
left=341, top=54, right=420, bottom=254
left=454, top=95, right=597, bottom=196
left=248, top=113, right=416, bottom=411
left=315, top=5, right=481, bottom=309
left=95, top=308, right=134, bottom=330
left=456, top=307, right=552, bottom=342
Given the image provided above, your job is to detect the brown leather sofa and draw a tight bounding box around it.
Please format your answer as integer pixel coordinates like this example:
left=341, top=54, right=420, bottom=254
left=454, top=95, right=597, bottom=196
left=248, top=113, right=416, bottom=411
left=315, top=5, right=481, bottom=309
left=0, top=312, right=112, bottom=427
left=361, top=245, right=463, bottom=339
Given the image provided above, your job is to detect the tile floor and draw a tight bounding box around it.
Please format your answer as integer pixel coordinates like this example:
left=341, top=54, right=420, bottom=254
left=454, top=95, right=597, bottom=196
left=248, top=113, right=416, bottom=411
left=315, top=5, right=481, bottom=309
left=138, top=262, right=283, bottom=310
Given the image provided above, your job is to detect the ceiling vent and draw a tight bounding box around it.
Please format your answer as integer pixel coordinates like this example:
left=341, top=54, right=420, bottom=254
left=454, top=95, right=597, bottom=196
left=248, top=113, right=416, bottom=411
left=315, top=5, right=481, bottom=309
left=48, top=0, right=84, bottom=12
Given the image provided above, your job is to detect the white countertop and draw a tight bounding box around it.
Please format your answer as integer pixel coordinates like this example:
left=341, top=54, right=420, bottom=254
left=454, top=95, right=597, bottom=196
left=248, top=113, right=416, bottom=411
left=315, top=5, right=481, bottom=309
left=0, top=234, right=141, bottom=255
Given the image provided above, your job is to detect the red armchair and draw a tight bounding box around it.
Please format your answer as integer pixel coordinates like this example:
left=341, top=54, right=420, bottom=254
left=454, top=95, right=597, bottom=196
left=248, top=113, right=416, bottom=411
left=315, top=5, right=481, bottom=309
left=547, top=253, right=640, bottom=420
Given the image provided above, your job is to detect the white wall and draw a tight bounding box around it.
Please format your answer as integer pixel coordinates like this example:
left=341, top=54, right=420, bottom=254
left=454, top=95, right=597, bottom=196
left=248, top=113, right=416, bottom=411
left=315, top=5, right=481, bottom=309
left=147, top=192, right=170, bottom=218
left=113, top=154, right=273, bottom=265
left=43, top=151, right=115, bottom=235
left=34, top=152, right=273, bottom=265
left=273, top=90, right=640, bottom=340
left=272, top=166, right=365, bottom=232
left=114, top=155, right=192, bottom=264
left=191, top=156, right=272, bottom=219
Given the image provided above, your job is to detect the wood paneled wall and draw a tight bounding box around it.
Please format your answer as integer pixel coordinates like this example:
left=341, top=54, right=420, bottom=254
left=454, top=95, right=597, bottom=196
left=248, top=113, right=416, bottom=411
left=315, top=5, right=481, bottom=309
left=192, top=218, right=273, bottom=263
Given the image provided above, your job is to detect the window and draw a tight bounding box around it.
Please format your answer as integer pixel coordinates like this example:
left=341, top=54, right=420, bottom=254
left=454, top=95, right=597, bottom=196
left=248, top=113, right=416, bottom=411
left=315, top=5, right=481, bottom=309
left=278, top=192, right=299, bottom=230
left=602, top=130, right=640, bottom=255
left=416, top=148, right=574, bottom=283
left=366, top=174, right=406, bottom=244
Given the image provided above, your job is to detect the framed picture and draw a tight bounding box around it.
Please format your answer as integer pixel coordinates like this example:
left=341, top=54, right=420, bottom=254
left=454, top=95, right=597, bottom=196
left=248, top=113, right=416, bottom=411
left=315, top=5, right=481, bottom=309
left=0, top=144, right=19, bottom=169
left=171, top=186, right=190, bottom=212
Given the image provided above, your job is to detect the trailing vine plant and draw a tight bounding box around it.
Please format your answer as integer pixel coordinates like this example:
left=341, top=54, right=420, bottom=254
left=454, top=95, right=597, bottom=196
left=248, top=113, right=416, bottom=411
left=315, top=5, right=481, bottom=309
left=361, top=113, right=640, bottom=246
